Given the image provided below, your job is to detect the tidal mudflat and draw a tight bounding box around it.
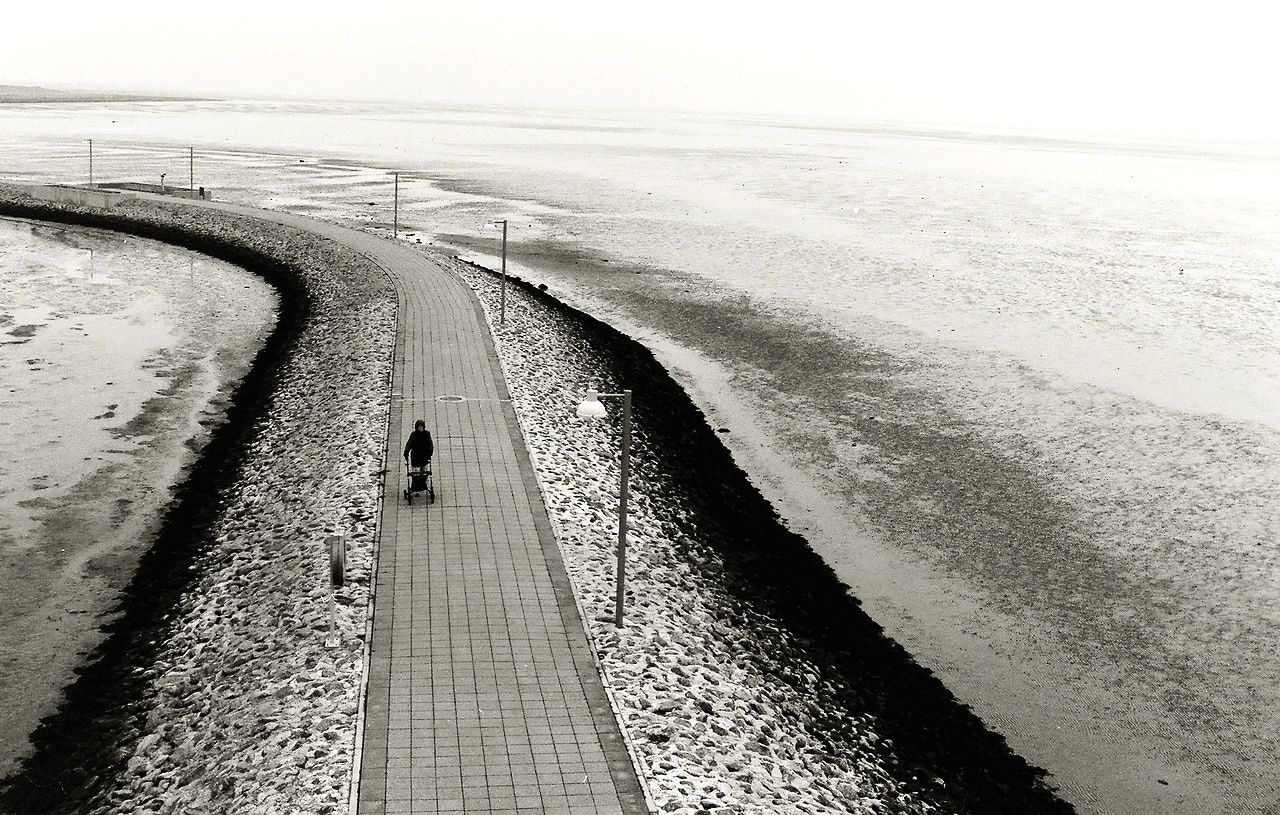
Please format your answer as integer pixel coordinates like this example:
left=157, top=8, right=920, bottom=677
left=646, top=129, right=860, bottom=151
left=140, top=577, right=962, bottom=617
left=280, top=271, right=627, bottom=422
left=0, top=217, right=276, bottom=778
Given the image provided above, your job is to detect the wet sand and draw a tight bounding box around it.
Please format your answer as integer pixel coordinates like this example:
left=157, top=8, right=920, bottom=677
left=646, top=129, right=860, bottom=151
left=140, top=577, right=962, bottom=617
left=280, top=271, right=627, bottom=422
left=0, top=218, right=277, bottom=778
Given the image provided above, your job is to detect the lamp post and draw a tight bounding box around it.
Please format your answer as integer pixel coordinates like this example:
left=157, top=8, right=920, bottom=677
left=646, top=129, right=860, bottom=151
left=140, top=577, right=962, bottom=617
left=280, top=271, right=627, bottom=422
left=393, top=172, right=399, bottom=238
left=576, top=388, right=633, bottom=627
left=189, top=146, right=194, bottom=192
left=87, top=139, right=93, bottom=187
left=497, top=219, right=508, bottom=325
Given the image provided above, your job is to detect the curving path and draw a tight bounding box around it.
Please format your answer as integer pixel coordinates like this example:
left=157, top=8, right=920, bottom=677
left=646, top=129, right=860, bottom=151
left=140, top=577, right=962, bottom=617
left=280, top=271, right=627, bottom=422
left=199, top=201, right=648, bottom=815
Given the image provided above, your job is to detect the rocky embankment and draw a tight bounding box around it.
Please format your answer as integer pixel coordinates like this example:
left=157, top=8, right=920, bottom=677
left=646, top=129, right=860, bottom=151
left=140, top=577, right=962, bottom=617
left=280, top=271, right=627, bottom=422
left=0, top=186, right=393, bottom=815
left=451, top=258, right=1075, bottom=815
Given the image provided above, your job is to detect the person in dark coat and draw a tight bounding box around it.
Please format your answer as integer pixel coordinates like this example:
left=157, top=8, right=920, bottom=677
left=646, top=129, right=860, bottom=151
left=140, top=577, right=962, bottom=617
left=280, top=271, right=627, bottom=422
left=404, top=420, right=434, bottom=490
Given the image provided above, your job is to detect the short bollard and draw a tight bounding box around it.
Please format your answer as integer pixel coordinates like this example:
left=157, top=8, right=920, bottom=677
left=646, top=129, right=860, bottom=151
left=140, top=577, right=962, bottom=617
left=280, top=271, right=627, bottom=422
left=325, top=534, right=346, bottom=649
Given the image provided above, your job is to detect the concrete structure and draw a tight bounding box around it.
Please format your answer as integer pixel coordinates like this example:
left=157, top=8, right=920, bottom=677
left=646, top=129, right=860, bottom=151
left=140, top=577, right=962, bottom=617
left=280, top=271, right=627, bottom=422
left=98, top=181, right=212, bottom=201
left=26, top=184, right=133, bottom=208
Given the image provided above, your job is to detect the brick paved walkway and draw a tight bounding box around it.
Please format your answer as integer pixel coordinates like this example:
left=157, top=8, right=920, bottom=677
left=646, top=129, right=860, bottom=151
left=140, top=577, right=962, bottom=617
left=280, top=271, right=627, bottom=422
left=201, top=203, right=647, bottom=815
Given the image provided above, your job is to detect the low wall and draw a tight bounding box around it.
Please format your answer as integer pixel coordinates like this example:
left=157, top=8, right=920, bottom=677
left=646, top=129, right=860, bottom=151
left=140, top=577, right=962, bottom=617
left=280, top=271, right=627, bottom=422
left=99, top=182, right=213, bottom=201
left=26, top=185, right=133, bottom=209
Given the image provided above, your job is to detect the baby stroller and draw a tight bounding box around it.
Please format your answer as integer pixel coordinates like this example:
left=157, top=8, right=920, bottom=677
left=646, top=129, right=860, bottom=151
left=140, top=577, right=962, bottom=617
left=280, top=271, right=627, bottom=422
left=404, top=459, right=435, bottom=505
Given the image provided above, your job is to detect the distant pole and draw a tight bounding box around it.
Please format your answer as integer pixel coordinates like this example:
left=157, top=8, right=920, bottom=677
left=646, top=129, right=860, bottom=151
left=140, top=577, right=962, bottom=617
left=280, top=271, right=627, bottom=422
left=88, top=139, right=93, bottom=186
left=500, top=219, right=508, bottom=325
left=393, top=172, right=399, bottom=238
left=189, top=146, right=193, bottom=191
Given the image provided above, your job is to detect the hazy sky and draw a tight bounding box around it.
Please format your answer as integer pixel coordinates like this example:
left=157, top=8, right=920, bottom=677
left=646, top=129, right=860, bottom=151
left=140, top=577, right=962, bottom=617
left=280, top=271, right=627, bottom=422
left=4, top=0, right=1278, bottom=138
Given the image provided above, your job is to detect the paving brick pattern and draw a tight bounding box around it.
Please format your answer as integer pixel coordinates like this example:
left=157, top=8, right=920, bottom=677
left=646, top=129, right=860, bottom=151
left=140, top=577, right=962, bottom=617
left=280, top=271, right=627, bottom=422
left=200, top=203, right=647, bottom=815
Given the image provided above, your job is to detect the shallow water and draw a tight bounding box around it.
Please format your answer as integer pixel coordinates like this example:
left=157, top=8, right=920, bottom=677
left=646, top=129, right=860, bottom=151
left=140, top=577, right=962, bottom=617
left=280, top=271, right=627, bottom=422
left=0, top=217, right=277, bottom=775
left=1, top=101, right=1277, bottom=813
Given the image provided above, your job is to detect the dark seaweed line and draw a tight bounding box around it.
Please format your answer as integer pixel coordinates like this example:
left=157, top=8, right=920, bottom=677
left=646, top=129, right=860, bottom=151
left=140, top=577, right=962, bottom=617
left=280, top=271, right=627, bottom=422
left=0, top=197, right=311, bottom=814
left=462, top=260, right=1076, bottom=815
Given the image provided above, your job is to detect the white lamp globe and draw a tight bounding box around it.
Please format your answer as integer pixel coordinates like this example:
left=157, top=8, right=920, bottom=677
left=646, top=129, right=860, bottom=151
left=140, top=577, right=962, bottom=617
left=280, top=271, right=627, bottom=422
left=576, top=390, right=608, bottom=419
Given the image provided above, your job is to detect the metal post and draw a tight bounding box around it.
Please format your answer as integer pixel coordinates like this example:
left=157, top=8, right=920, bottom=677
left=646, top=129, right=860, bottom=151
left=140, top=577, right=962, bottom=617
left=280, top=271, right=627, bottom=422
left=615, top=389, right=632, bottom=627
left=393, top=172, right=399, bottom=238
left=500, top=219, right=508, bottom=325
left=325, top=534, right=346, bottom=648
left=329, top=534, right=347, bottom=588
left=88, top=139, right=93, bottom=187
left=189, top=146, right=193, bottom=191
left=327, top=590, right=338, bottom=649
